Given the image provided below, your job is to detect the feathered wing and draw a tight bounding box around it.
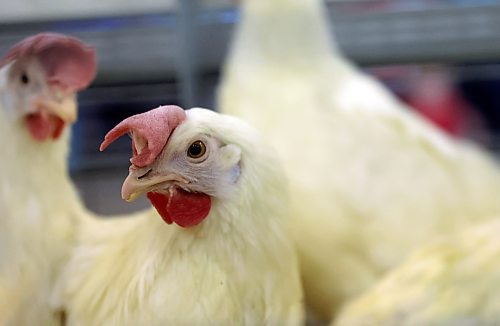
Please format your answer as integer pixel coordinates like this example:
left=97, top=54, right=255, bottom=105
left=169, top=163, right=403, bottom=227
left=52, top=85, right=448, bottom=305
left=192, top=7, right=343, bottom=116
left=334, top=218, right=500, bottom=326
left=218, top=0, right=500, bottom=318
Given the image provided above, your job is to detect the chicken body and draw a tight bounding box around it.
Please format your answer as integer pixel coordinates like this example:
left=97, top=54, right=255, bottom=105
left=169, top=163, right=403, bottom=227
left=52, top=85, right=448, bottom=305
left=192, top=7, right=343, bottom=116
left=335, top=218, right=500, bottom=325
left=0, top=34, right=95, bottom=325
left=58, top=107, right=303, bottom=325
left=218, top=0, right=500, bottom=318
left=0, top=95, right=85, bottom=325
left=0, top=77, right=85, bottom=325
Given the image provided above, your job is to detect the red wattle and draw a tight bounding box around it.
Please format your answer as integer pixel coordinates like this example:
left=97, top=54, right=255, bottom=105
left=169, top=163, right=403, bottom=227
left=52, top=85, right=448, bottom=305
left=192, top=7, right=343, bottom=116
left=147, top=189, right=211, bottom=228
left=25, top=112, right=65, bottom=141
left=147, top=192, right=173, bottom=224
left=26, top=113, right=51, bottom=141
left=52, top=117, right=66, bottom=139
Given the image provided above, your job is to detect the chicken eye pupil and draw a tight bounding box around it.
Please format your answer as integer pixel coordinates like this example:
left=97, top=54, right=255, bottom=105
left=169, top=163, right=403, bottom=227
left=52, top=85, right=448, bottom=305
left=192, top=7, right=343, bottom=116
left=20, top=73, right=29, bottom=84
left=188, top=141, right=206, bottom=159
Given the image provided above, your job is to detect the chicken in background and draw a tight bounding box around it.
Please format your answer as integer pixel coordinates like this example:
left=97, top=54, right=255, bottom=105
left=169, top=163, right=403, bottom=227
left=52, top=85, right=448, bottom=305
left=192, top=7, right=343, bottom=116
left=56, top=106, right=303, bottom=325
left=0, top=34, right=96, bottom=325
left=335, top=217, right=500, bottom=325
left=218, top=0, right=500, bottom=320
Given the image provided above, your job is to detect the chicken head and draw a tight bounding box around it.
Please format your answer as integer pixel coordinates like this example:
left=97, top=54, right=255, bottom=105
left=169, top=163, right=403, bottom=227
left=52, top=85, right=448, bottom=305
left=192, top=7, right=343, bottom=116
left=0, top=33, right=96, bottom=141
left=100, top=106, right=242, bottom=228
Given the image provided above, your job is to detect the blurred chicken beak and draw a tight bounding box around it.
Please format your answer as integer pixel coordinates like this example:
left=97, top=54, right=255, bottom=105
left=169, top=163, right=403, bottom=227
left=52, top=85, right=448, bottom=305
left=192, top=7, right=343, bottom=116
left=35, top=95, right=77, bottom=123
left=122, top=168, right=179, bottom=202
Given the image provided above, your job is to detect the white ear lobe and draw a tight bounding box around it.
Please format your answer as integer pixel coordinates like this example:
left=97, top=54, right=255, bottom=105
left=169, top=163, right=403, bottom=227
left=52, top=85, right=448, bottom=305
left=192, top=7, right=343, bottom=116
left=219, top=144, right=241, bottom=168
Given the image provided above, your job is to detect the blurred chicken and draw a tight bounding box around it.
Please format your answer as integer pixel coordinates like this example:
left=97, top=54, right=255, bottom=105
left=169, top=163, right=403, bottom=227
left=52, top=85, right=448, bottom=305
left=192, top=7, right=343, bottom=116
left=335, top=218, right=500, bottom=325
left=218, top=0, right=500, bottom=319
left=57, top=106, right=303, bottom=325
left=0, top=33, right=96, bottom=325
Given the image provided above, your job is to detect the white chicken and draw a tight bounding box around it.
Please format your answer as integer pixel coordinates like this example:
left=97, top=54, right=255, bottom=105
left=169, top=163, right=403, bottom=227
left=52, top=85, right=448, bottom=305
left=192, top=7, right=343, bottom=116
left=335, top=217, right=500, bottom=325
left=57, top=106, right=304, bottom=325
left=0, top=33, right=96, bottom=325
left=218, top=0, right=500, bottom=319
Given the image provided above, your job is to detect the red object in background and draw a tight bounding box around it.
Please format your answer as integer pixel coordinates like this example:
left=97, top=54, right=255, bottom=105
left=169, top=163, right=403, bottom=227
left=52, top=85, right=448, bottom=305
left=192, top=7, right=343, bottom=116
left=370, top=65, right=483, bottom=138
left=406, top=67, right=476, bottom=136
left=411, top=93, right=465, bottom=136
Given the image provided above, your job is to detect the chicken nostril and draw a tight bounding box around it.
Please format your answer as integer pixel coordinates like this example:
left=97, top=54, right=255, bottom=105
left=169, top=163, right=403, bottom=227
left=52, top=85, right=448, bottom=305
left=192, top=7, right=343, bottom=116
left=137, top=169, right=152, bottom=180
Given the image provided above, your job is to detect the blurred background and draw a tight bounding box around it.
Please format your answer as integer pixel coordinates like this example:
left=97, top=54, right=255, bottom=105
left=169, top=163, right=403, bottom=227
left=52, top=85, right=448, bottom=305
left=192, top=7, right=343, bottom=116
left=1, top=0, right=500, bottom=215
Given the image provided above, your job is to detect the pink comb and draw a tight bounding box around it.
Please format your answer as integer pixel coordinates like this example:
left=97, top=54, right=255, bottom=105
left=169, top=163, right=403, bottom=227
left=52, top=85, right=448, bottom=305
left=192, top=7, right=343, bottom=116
left=100, top=105, right=187, bottom=167
left=0, top=33, right=97, bottom=91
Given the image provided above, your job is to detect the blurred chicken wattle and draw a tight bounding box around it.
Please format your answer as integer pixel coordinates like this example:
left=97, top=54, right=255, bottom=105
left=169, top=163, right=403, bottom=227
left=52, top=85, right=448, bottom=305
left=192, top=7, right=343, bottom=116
left=25, top=111, right=65, bottom=141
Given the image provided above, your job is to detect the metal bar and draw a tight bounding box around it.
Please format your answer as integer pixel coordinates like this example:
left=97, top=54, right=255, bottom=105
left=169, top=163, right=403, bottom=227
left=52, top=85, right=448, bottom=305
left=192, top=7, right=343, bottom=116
left=1, top=3, right=500, bottom=84
left=330, top=4, right=500, bottom=65
left=176, top=0, right=200, bottom=107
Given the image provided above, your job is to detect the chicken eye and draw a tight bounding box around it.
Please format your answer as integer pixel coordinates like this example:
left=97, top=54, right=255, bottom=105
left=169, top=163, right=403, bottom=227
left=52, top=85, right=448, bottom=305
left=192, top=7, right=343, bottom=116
left=187, top=140, right=206, bottom=159
left=20, top=72, right=29, bottom=85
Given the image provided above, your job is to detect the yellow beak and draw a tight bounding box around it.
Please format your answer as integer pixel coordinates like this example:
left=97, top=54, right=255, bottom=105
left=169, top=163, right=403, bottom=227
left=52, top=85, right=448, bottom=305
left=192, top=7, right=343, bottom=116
left=35, top=95, right=77, bottom=123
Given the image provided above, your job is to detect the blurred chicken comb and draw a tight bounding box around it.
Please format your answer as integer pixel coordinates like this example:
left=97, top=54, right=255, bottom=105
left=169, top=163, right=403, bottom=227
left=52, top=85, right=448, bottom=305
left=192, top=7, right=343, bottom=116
left=0, top=33, right=97, bottom=91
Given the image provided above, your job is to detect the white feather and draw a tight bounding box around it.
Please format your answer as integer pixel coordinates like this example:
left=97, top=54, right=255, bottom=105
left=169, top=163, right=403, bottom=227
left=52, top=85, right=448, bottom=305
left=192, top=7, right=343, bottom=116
left=335, top=218, right=500, bottom=325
